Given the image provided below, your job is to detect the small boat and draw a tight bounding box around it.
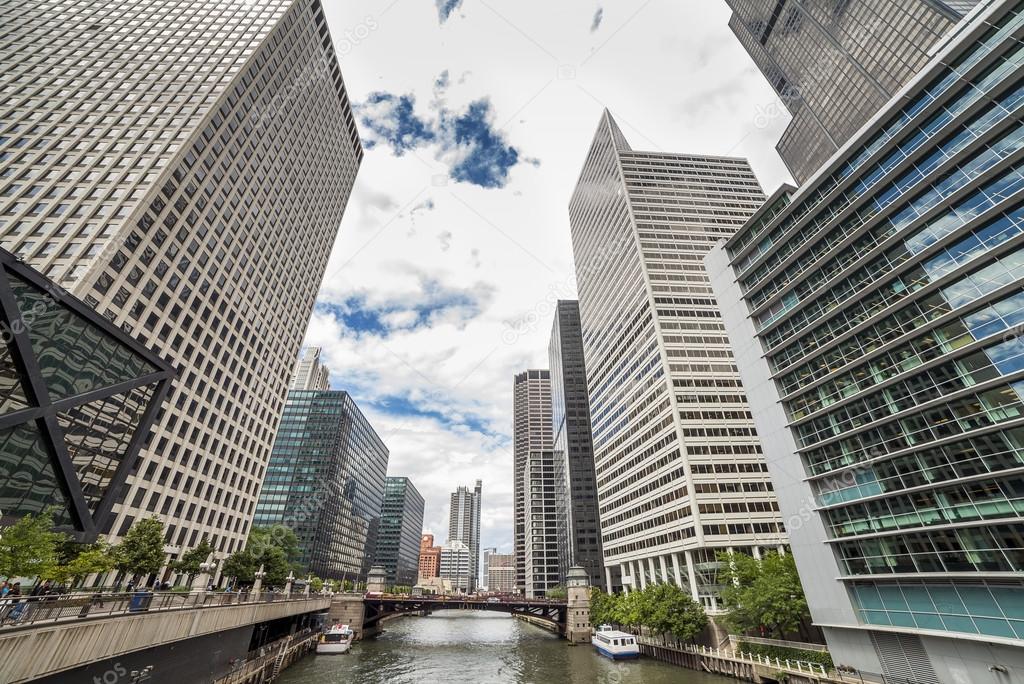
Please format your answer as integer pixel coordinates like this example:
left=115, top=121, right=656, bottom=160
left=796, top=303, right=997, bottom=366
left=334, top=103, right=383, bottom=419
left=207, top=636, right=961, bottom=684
left=591, top=625, right=640, bottom=660
left=317, top=624, right=354, bottom=654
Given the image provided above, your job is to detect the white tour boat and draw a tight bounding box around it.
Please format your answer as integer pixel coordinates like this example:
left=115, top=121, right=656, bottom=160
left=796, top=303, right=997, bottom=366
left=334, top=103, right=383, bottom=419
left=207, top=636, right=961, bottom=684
left=591, top=625, right=640, bottom=660
left=317, top=624, right=354, bottom=654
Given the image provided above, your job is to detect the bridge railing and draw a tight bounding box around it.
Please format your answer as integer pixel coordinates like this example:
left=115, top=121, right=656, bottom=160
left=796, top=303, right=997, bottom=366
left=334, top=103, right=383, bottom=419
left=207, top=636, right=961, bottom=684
left=0, top=590, right=325, bottom=630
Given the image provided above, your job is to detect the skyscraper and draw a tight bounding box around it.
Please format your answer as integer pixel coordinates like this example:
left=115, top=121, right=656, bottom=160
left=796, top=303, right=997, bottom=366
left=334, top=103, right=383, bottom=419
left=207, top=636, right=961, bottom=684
left=486, top=552, right=516, bottom=594
left=439, top=539, right=471, bottom=594
left=726, top=0, right=979, bottom=182
left=253, top=388, right=388, bottom=581
left=707, top=2, right=1024, bottom=680
left=289, top=347, right=331, bottom=392
left=375, top=476, right=425, bottom=586
left=548, top=300, right=605, bottom=589
left=448, top=480, right=482, bottom=592
left=0, top=0, right=362, bottom=560
left=513, top=369, right=561, bottom=598
left=568, top=111, right=787, bottom=608
left=481, top=547, right=497, bottom=591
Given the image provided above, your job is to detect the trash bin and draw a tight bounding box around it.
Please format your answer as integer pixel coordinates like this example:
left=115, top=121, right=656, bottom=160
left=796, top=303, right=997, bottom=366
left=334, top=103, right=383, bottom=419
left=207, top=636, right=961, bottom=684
left=128, top=591, right=153, bottom=612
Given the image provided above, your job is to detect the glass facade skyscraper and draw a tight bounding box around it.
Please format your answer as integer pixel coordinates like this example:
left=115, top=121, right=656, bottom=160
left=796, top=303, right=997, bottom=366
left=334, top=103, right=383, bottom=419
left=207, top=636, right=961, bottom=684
left=0, top=0, right=362, bottom=562
left=569, top=111, right=787, bottom=609
left=254, top=389, right=389, bottom=581
left=0, top=247, right=174, bottom=538
left=707, top=2, right=1024, bottom=680
left=375, top=476, right=425, bottom=586
left=726, top=0, right=979, bottom=183
left=548, top=300, right=605, bottom=589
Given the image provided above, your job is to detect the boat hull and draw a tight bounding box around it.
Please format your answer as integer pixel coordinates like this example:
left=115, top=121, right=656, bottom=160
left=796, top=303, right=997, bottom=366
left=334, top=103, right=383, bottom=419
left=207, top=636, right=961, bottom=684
left=593, top=644, right=640, bottom=660
left=316, top=643, right=351, bottom=655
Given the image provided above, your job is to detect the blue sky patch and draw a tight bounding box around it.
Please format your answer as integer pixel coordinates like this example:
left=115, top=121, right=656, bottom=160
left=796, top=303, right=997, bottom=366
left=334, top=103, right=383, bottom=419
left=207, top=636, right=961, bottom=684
left=357, top=92, right=435, bottom=155
left=435, top=0, right=463, bottom=23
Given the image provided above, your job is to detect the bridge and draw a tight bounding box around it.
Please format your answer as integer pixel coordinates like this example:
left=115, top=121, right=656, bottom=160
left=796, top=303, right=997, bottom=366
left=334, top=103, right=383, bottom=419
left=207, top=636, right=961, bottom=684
left=0, top=590, right=330, bottom=684
left=365, top=595, right=571, bottom=632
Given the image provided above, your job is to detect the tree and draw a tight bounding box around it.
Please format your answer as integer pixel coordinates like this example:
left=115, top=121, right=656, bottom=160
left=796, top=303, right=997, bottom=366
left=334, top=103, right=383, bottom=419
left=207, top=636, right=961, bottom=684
left=590, top=587, right=620, bottom=626
left=645, top=583, right=707, bottom=641
left=309, top=576, right=324, bottom=593
left=719, top=551, right=809, bottom=639
left=170, top=537, right=214, bottom=583
left=221, top=527, right=293, bottom=586
left=113, top=517, right=166, bottom=586
left=615, top=587, right=654, bottom=631
left=0, top=507, right=63, bottom=580
left=56, top=541, right=115, bottom=587
left=546, top=585, right=567, bottom=599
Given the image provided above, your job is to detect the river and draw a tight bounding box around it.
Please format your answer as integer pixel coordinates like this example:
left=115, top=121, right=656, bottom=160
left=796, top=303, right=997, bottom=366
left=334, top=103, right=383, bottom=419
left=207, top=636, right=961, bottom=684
left=277, top=610, right=737, bottom=684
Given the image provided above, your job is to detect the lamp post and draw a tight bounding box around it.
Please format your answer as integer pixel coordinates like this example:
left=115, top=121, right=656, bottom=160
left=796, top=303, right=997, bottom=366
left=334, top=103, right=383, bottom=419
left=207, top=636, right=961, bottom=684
left=251, top=564, right=266, bottom=602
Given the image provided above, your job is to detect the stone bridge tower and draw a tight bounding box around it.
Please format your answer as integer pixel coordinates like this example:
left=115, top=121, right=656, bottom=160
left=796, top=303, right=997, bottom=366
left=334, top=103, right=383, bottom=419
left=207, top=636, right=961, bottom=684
left=565, top=566, right=591, bottom=643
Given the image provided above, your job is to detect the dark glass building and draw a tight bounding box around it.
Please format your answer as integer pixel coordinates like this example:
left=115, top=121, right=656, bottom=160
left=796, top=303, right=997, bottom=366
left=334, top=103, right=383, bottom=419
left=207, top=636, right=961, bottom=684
left=375, top=476, right=425, bottom=586
left=253, top=390, right=388, bottom=581
left=548, top=300, right=606, bottom=589
left=0, top=247, right=174, bottom=538
left=726, top=0, right=980, bottom=183
left=708, top=2, right=1024, bottom=680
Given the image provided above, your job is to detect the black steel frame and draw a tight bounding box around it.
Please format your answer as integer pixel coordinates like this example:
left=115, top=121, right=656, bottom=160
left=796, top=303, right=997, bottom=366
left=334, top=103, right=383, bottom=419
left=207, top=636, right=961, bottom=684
left=0, top=248, right=176, bottom=540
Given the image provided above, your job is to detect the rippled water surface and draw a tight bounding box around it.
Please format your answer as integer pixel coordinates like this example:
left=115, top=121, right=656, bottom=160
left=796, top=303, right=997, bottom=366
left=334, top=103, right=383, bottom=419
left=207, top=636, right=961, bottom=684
left=277, top=610, right=736, bottom=684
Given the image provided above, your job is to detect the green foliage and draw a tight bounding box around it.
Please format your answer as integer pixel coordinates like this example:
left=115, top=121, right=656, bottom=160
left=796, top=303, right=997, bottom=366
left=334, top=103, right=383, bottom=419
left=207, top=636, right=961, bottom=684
left=56, top=542, right=115, bottom=585
left=718, top=551, right=809, bottom=638
left=309, top=576, right=324, bottom=592
left=113, top=517, right=166, bottom=581
left=391, top=585, right=412, bottom=595
left=737, top=641, right=834, bottom=669
left=222, top=526, right=296, bottom=586
left=546, top=584, right=567, bottom=599
left=644, top=583, right=708, bottom=640
left=589, top=587, right=618, bottom=626
left=170, top=537, right=214, bottom=581
left=0, top=507, right=63, bottom=580
left=342, top=579, right=354, bottom=592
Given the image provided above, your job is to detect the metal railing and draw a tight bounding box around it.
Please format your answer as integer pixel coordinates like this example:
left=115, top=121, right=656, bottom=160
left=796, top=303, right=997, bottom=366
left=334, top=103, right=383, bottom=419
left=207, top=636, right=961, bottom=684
left=729, top=633, right=830, bottom=653
left=0, top=590, right=326, bottom=630
left=684, top=643, right=832, bottom=678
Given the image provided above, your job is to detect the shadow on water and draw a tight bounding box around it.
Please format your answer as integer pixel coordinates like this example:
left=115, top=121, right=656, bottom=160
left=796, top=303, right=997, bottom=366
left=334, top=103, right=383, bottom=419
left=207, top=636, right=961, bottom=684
left=277, top=610, right=737, bottom=684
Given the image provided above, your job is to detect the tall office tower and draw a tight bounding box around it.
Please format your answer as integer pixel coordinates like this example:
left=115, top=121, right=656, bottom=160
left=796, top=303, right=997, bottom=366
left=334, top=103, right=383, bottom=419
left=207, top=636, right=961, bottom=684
left=0, top=0, right=362, bottom=561
left=253, top=389, right=388, bottom=581
left=418, top=533, right=441, bottom=580
left=726, top=0, right=979, bottom=183
left=513, top=369, right=561, bottom=598
left=439, top=539, right=471, bottom=594
left=548, top=300, right=605, bottom=589
left=448, top=480, right=482, bottom=591
left=707, top=3, right=1024, bottom=680
left=289, top=346, right=331, bottom=392
left=568, top=111, right=787, bottom=609
left=375, top=476, right=425, bottom=586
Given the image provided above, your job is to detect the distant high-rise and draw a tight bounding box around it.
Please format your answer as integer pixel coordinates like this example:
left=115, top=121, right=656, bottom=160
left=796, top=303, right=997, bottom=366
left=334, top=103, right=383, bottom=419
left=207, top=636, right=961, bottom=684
left=448, top=480, right=482, bottom=591
left=417, top=533, right=441, bottom=580
left=439, top=539, right=471, bottom=594
left=481, top=547, right=497, bottom=591
left=375, top=477, right=425, bottom=586
left=290, top=347, right=331, bottom=392
left=548, top=300, right=605, bottom=589
left=726, top=0, right=979, bottom=182
left=0, top=0, right=362, bottom=562
left=486, top=552, right=516, bottom=594
left=708, top=2, right=1024, bottom=679
left=568, top=111, right=786, bottom=607
left=253, top=389, right=388, bottom=581
left=513, top=369, right=561, bottom=598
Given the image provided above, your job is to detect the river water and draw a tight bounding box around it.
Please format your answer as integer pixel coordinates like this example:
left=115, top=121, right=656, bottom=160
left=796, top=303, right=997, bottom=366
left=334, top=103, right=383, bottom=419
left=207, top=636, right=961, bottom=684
left=277, top=610, right=736, bottom=684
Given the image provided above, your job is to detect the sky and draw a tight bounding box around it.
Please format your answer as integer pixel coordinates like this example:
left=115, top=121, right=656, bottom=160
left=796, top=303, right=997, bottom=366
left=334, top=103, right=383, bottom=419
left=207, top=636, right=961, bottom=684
left=307, top=0, right=795, bottom=556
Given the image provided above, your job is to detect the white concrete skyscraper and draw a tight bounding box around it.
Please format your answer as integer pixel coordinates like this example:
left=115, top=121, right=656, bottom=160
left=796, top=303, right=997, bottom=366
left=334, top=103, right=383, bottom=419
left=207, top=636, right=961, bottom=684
left=448, top=480, right=482, bottom=592
left=290, top=346, right=331, bottom=392
left=568, top=111, right=787, bottom=607
left=0, top=0, right=362, bottom=561
left=513, top=369, right=561, bottom=598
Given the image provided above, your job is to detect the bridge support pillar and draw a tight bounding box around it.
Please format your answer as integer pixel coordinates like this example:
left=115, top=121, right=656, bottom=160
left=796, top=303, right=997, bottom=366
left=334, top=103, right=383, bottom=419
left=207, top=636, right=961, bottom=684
left=328, top=594, right=375, bottom=641
left=565, top=566, right=591, bottom=643
left=366, top=565, right=388, bottom=594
